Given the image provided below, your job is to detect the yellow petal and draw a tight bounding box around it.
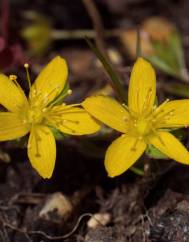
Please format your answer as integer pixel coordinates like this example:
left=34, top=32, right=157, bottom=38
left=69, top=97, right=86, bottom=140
left=0, top=74, right=28, bottom=112
left=46, top=105, right=100, bottom=135
left=0, top=112, right=30, bottom=141
left=128, top=57, right=156, bottom=115
left=28, top=125, right=56, bottom=178
left=29, top=56, right=68, bottom=107
left=82, top=95, right=130, bottom=133
left=149, top=131, right=189, bottom=165
left=105, top=135, right=146, bottom=177
left=155, top=100, right=189, bottom=128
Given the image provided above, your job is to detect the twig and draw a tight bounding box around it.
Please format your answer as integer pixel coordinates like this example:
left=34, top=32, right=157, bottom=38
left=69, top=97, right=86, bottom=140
left=51, top=29, right=122, bottom=40
left=24, top=233, right=33, bottom=242
left=82, top=0, right=107, bottom=57
left=10, top=192, right=46, bottom=205
left=1, top=213, right=103, bottom=240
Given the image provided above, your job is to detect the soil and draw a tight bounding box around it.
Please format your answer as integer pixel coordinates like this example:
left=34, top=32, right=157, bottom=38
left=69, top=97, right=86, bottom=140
left=1, top=0, right=189, bottom=241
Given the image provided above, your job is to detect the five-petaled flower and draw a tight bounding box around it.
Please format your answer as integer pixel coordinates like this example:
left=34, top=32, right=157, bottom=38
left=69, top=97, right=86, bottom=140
left=0, top=56, right=100, bottom=178
left=83, top=57, right=189, bottom=177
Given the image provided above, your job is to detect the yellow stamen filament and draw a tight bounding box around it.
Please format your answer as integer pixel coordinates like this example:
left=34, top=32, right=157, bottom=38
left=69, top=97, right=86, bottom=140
left=9, top=75, right=24, bottom=98
left=153, top=109, right=174, bottom=124
left=42, top=85, right=62, bottom=106
left=153, top=99, right=170, bottom=114
left=52, top=116, right=80, bottom=125
left=47, top=89, right=73, bottom=108
left=24, top=63, right=31, bottom=89
left=55, top=121, right=76, bottom=133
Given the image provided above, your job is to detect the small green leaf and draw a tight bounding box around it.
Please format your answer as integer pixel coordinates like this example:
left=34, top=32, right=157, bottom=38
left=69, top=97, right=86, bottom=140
left=169, top=31, right=186, bottom=71
left=130, top=166, right=144, bottom=176
left=148, top=30, right=188, bottom=81
left=165, top=83, right=189, bottom=98
left=50, top=127, right=68, bottom=140
left=146, top=144, right=168, bottom=159
left=148, top=55, right=180, bottom=77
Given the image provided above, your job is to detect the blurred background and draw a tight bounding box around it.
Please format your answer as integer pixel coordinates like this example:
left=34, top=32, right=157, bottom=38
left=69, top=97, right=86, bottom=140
left=1, top=0, right=189, bottom=242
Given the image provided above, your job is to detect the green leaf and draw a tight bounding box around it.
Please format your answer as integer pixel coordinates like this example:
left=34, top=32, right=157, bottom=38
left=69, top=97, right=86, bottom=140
left=148, top=30, right=188, bottom=80
left=165, top=83, right=189, bottom=98
left=169, top=31, right=186, bottom=70
left=50, top=127, right=68, bottom=140
left=146, top=144, right=168, bottom=159
left=85, top=37, right=127, bottom=103
left=148, top=55, right=180, bottom=77
left=130, top=166, right=144, bottom=176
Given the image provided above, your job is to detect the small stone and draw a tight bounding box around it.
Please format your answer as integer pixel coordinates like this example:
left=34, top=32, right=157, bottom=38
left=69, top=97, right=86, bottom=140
left=0, top=149, right=10, bottom=163
left=39, top=192, right=73, bottom=223
left=87, top=213, right=111, bottom=229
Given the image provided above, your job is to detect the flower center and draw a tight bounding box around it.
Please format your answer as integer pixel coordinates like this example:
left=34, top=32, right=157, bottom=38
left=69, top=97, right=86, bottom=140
left=133, top=118, right=151, bottom=137
left=136, top=120, right=148, bottom=135
left=27, top=107, right=43, bottom=124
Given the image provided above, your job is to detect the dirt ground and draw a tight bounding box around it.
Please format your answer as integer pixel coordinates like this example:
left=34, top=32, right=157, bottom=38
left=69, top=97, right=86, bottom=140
left=1, top=0, right=189, bottom=241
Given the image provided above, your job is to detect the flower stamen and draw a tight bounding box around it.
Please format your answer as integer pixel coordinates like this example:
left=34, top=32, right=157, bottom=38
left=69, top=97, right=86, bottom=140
left=24, top=63, right=32, bottom=90
left=55, top=121, right=76, bottom=133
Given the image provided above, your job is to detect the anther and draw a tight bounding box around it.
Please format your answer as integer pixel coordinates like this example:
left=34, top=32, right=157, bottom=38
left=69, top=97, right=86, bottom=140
left=123, top=116, right=128, bottom=121
left=67, top=89, right=72, bottom=95
left=122, top=103, right=129, bottom=111
left=24, top=63, right=29, bottom=68
left=22, top=119, right=27, bottom=124
left=9, top=74, right=17, bottom=81
left=42, top=108, right=47, bottom=112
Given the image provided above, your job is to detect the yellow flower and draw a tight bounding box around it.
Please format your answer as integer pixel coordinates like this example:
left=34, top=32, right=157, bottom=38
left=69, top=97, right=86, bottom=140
left=0, top=56, right=100, bottom=178
left=83, top=57, right=189, bottom=177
